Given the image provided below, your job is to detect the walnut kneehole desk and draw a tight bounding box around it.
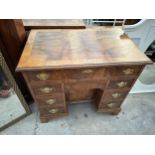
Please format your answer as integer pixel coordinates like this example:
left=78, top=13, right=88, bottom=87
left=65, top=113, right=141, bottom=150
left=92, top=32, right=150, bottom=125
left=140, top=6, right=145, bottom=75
left=16, top=27, right=152, bottom=123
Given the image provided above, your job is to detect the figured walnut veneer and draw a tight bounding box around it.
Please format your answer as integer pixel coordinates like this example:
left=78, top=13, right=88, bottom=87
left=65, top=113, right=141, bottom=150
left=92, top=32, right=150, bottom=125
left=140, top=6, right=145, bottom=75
left=17, top=27, right=152, bottom=122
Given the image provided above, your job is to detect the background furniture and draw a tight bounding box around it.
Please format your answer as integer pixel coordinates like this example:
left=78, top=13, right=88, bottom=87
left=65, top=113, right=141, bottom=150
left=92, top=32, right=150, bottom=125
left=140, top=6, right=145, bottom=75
left=0, top=19, right=32, bottom=102
left=86, top=19, right=140, bottom=26
left=17, top=27, right=151, bottom=122
left=123, top=19, right=155, bottom=52
left=23, top=19, right=86, bottom=30
left=123, top=19, right=155, bottom=93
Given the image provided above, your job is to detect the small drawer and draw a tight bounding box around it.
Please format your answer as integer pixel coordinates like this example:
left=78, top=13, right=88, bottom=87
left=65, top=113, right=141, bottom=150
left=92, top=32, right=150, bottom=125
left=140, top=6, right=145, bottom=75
left=39, top=107, right=66, bottom=116
left=102, top=89, right=129, bottom=101
left=31, top=82, right=63, bottom=96
left=36, top=93, right=66, bottom=108
left=26, top=70, right=62, bottom=83
left=107, top=78, right=135, bottom=89
left=62, top=67, right=106, bottom=81
left=99, top=100, right=122, bottom=109
left=107, top=65, right=142, bottom=77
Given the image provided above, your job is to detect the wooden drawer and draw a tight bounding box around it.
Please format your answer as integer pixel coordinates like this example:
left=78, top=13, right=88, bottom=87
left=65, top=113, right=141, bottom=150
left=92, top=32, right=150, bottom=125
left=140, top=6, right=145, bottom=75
left=107, top=65, right=142, bottom=77
left=36, top=93, right=66, bottom=108
left=102, top=89, right=129, bottom=101
left=99, top=100, right=122, bottom=109
left=31, top=82, right=63, bottom=96
left=40, top=112, right=69, bottom=122
left=62, top=67, right=106, bottom=81
left=107, top=78, right=135, bottom=89
left=26, top=70, right=62, bottom=83
left=39, top=106, right=67, bottom=116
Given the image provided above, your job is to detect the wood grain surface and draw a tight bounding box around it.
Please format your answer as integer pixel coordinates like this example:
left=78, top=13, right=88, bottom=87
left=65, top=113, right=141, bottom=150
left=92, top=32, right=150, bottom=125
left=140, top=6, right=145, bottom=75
left=17, top=27, right=152, bottom=121
left=22, top=19, right=85, bottom=30
left=17, top=27, right=152, bottom=71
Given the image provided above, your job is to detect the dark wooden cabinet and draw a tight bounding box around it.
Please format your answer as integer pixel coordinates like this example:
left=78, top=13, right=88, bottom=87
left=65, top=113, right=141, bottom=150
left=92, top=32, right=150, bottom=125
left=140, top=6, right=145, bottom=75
left=17, top=27, right=152, bottom=122
left=0, top=19, right=32, bottom=102
left=22, top=19, right=86, bottom=30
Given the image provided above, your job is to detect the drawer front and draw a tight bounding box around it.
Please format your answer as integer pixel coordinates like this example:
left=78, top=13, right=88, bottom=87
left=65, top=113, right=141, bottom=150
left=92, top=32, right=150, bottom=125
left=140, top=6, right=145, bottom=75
left=36, top=93, right=66, bottom=108
left=99, top=100, right=122, bottom=109
left=102, top=89, right=129, bottom=101
left=107, top=65, right=142, bottom=77
left=62, top=67, right=106, bottom=81
left=39, top=106, right=67, bottom=116
left=107, top=78, right=135, bottom=89
left=31, top=82, right=63, bottom=96
left=26, top=70, right=62, bottom=83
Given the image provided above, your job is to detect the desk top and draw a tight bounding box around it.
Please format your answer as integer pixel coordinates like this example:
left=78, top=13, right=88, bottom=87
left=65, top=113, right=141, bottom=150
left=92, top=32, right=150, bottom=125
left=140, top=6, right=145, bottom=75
left=17, top=27, right=152, bottom=71
left=22, top=19, right=85, bottom=29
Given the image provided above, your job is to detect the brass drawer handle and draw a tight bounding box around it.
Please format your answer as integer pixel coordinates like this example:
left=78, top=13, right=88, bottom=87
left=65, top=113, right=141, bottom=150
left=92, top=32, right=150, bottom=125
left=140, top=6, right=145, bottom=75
left=107, top=102, right=116, bottom=108
left=49, top=109, right=58, bottom=114
left=36, top=73, right=50, bottom=81
left=46, top=99, right=56, bottom=105
left=112, top=93, right=121, bottom=98
left=123, top=68, right=134, bottom=75
left=82, top=69, right=93, bottom=74
left=40, top=87, right=53, bottom=93
left=116, top=81, right=127, bottom=88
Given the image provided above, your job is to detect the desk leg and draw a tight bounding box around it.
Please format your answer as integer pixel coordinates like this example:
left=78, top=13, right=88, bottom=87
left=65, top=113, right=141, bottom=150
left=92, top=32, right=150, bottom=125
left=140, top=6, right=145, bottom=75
left=111, top=108, right=121, bottom=115
left=40, top=117, right=49, bottom=123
